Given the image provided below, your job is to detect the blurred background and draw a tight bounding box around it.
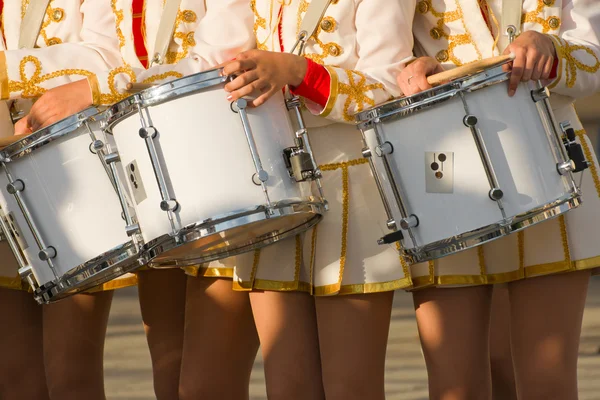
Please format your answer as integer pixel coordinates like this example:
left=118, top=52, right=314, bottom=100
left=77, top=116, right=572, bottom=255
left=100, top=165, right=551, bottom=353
left=104, top=95, right=600, bottom=399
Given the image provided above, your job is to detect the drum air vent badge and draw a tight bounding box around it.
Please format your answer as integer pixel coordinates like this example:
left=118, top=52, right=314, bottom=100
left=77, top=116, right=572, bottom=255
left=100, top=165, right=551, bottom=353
left=425, top=152, right=454, bottom=193
left=127, top=160, right=148, bottom=205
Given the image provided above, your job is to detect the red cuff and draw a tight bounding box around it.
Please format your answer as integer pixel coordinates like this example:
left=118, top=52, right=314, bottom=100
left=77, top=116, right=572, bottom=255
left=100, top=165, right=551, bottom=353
left=290, top=58, right=330, bottom=108
left=549, top=56, right=559, bottom=80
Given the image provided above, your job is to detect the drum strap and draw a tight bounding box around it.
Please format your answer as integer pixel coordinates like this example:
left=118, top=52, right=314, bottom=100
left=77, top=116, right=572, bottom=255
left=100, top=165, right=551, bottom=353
left=499, top=0, right=524, bottom=51
left=151, top=0, right=183, bottom=66
left=291, top=0, right=332, bottom=55
left=19, top=0, right=52, bottom=49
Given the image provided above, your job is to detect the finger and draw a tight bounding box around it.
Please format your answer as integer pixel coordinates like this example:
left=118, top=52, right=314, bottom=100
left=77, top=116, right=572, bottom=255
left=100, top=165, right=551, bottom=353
left=508, top=48, right=526, bottom=96
left=521, top=48, right=538, bottom=82
left=227, top=80, right=267, bottom=102
left=542, top=57, right=555, bottom=80
left=503, top=45, right=515, bottom=72
left=251, top=88, right=278, bottom=108
left=13, top=118, right=30, bottom=136
left=531, top=55, right=546, bottom=81
left=222, top=58, right=257, bottom=77
left=416, top=75, right=432, bottom=92
left=224, top=70, right=259, bottom=93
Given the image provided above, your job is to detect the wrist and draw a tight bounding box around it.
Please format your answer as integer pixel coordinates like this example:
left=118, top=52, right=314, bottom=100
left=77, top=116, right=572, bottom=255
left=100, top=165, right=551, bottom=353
left=288, top=54, right=307, bottom=88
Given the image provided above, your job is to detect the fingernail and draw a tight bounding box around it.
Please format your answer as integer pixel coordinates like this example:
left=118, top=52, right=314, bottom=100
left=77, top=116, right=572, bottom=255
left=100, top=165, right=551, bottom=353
left=227, top=95, right=233, bottom=100
left=508, top=89, right=515, bottom=97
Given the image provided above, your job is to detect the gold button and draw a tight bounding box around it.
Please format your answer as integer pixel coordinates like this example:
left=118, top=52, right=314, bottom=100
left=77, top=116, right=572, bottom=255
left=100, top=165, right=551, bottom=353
left=329, top=44, right=340, bottom=57
left=320, top=19, right=334, bottom=32
left=543, top=0, right=555, bottom=5
left=430, top=27, right=443, bottom=40
left=182, top=10, right=197, bottom=23
left=417, top=0, right=430, bottom=14
left=436, top=50, right=449, bottom=62
left=548, top=17, right=560, bottom=29
left=51, top=8, right=64, bottom=22
left=47, top=37, right=62, bottom=46
left=185, top=32, right=196, bottom=45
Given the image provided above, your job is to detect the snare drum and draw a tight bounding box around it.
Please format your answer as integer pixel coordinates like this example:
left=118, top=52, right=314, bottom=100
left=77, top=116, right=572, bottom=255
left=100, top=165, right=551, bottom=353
left=0, top=108, right=140, bottom=303
left=357, top=64, right=582, bottom=264
left=104, top=69, right=326, bottom=267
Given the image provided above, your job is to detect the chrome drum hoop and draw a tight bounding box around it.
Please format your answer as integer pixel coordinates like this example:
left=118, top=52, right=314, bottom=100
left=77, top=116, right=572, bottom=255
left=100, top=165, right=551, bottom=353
left=1, top=108, right=103, bottom=161
left=32, top=241, right=140, bottom=304
left=356, top=65, right=510, bottom=129
left=144, top=199, right=326, bottom=268
left=104, top=68, right=227, bottom=131
left=402, top=192, right=581, bottom=264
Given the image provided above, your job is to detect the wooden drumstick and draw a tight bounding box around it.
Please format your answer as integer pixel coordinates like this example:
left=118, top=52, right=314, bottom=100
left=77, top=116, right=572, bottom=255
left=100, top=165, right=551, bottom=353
left=125, top=82, right=156, bottom=93
left=426, top=53, right=516, bottom=87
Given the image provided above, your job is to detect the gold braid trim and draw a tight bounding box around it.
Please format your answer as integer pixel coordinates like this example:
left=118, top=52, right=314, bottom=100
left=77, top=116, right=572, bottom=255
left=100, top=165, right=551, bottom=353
left=396, top=242, right=411, bottom=283
left=419, top=0, right=482, bottom=66
left=112, top=0, right=126, bottom=50
left=309, top=225, right=318, bottom=294
left=477, top=246, right=486, bottom=275
left=338, top=69, right=385, bottom=122
left=549, top=35, right=600, bottom=89
left=251, top=0, right=267, bottom=50
left=97, top=65, right=137, bottom=105
left=293, top=235, right=302, bottom=283
left=297, top=0, right=342, bottom=65
left=518, top=231, right=525, bottom=271
left=521, top=0, right=560, bottom=33
left=142, top=71, right=183, bottom=84
left=0, top=52, right=8, bottom=100
left=165, top=11, right=197, bottom=64
left=8, top=56, right=94, bottom=98
left=319, top=158, right=369, bottom=292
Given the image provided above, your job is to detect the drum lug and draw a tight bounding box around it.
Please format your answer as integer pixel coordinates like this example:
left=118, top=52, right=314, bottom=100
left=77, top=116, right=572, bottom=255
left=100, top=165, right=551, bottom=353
left=400, top=215, right=419, bottom=230
left=361, top=147, right=372, bottom=158
left=531, top=86, right=550, bottom=103
left=6, top=179, right=25, bottom=194
left=89, top=139, right=105, bottom=154
left=386, top=219, right=397, bottom=230
left=139, top=126, right=158, bottom=139
left=38, top=246, right=57, bottom=261
left=18, top=265, right=39, bottom=292
left=125, top=223, right=141, bottom=237
left=557, top=160, right=575, bottom=176
left=160, top=199, right=179, bottom=212
left=375, top=142, right=394, bottom=157
left=488, top=188, right=504, bottom=201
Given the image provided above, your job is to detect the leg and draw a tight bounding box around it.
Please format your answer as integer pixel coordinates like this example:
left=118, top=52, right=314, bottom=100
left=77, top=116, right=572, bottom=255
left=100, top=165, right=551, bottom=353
left=179, top=277, right=259, bottom=400
left=43, top=291, right=113, bottom=400
left=509, top=270, right=591, bottom=400
left=413, top=286, right=494, bottom=400
left=137, top=269, right=187, bottom=400
left=249, top=291, right=325, bottom=400
left=0, top=288, right=49, bottom=400
left=489, top=285, right=517, bottom=400
left=314, top=292, right=394, bottom=400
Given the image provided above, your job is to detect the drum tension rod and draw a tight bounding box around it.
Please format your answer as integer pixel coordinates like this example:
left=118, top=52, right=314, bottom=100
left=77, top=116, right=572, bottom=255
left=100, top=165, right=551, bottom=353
left=233, top=98, right=274, bottom=214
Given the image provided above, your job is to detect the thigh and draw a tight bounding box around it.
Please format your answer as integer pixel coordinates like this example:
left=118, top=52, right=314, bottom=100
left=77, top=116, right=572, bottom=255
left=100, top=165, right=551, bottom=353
left=314, top=292, right=394, bottom=400
left=489, top=285, right=517, bottom=400
left=508, top=270, right=590, bottom=399
left=137, top=268, right=186, bottom=399
left=413, top=285, right=493, bottom=400
left=43, top=291, right=113, bottom=400
left=179, top=277, right=259, bottom=400
left=0, top=288, right=49, bottom=400
left=250, top=290, right=324, bottom=400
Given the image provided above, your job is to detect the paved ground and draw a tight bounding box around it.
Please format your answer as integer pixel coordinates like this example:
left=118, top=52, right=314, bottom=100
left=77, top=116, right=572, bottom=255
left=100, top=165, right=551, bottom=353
left=105, top=277, right=600, bottom=399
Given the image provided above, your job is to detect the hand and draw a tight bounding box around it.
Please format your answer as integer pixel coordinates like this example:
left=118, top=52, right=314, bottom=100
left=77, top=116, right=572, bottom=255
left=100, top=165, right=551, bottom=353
left=222, top=50, right=307, bottom=107
left=502, top=31, right=557, bottom=96
left=14, top=79, right=93, bottom=135
left=397, top=57, right=445, bottom=96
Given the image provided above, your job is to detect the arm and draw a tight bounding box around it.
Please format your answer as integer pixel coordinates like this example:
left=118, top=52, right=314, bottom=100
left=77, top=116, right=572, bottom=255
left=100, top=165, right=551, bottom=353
left=0, top=0, right=123, bottom=101
left=308, top=0, right=416, bottom=123
left=546, top=0, right=600, bottom=98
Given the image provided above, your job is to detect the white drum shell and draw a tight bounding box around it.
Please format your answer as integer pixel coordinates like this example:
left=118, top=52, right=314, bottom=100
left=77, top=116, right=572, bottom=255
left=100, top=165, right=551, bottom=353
left=363, top=80, right=572, bottom=250
left=110, top=87, right=312, bottom=245
left=0, top=123, right=133, bottom=287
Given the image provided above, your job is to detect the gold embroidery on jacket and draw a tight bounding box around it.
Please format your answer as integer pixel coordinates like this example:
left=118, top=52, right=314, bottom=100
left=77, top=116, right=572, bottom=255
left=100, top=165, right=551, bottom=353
left=142, top=71, right=184, bottom=84
left=551, top=35, right=600, bottom=88
left=521, top=0, right=561, bottom=33
left=112, top=0, right=126, bottom=50
left=251, top=0, right=268, bottom=50
left=8, top=56, right=94, bottom=97
left=338, top=70, right=385, bottom=122
left=296, top=0, right=342, bottom=64
left=418, top=0, right=481, bottom=66
left=165, top=11, right=197, bottom=64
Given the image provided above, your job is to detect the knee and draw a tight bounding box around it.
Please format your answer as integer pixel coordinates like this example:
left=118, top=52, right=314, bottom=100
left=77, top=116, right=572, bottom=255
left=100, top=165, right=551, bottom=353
left=45, top=368, right=104, bottom=400
left=153, top=376, right=180, bottom=400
